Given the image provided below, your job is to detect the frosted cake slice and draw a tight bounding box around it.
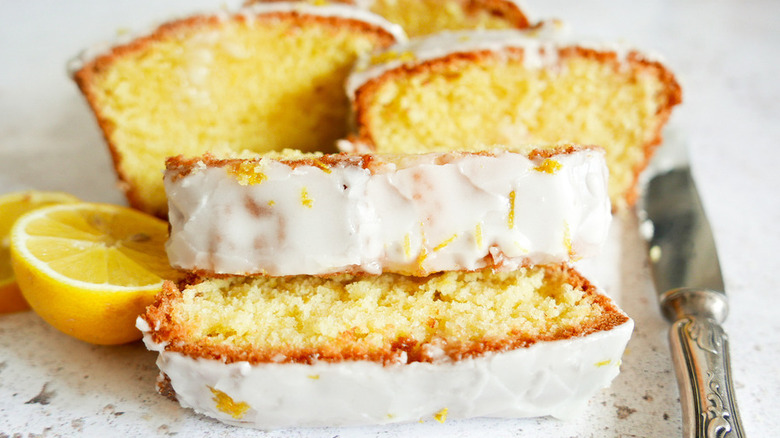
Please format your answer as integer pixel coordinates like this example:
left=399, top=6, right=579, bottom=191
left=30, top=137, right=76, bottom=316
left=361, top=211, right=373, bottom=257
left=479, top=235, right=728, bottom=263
left=138, top=264, right=633, bottom=428
left=164, top=146, right=611, bottom=276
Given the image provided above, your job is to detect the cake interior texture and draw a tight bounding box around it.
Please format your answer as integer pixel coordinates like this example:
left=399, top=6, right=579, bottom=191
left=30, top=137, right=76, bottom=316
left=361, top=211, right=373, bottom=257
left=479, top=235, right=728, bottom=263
left=250, top=0, right=530, bottom=37
left=145, top=265, right=628, bottom=364
left=364, top=0, right=529, bottom=37
left=75, top=14, right=395, bottom=217
left=355, top=49, right=681, bottom=206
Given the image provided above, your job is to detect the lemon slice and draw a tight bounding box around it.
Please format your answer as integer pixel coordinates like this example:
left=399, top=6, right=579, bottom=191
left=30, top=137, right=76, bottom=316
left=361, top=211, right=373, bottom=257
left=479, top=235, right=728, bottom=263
left=9, top=202, right=179, bottom=344
left=1, top=191, right=79, bottom=314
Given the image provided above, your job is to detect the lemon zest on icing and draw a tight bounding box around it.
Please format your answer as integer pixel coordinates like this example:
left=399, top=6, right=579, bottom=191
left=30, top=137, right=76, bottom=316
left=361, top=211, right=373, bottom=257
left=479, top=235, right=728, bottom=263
left=433, top=234, right=458, bottom=252
left=311, top=159, right=332, bottom=174
left=227, top=162, right=267, bottom=186
left=534, top=159, right=563, bottom=174
left=209, top=387, right=250, bottom=419
left=563, top=222, right=578, bottom=259
left=508, top=190, right=516, bottom=229
left=301, top=187, right=313, bottom=208
left=415, top=224, right=428, bottom=275
left=416, top=247, right=429, bottom=275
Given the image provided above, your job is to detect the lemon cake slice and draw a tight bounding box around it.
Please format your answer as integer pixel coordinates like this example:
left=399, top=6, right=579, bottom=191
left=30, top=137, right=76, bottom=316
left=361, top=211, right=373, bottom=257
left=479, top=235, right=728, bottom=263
left=345, top=30, right=682, bottom=209
left=70, top=3, right=405, bottom=218
left=164, top=146, right=610, bottom=276
left=137, top=264, right=633, bottom=428
left=245, top=0, right=532, bottom=37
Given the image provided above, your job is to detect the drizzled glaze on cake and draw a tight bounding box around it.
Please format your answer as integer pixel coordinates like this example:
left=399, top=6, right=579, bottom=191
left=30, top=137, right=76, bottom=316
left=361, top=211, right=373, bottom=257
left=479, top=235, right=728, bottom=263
left=164, top=146, right=610, bottom=276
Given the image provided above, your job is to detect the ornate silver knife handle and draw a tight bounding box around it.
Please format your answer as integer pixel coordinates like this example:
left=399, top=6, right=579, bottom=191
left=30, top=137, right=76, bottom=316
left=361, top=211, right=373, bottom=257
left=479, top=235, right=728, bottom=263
left=662, top=288, right=746, bottom=438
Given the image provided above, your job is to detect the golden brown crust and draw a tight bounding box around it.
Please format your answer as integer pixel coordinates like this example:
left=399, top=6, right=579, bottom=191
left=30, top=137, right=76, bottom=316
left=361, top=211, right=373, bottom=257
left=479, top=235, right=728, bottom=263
left=352, top=44, right=683, bottom=208
left=156, top=373, right=178, bottom=401
left=526, top=144, right=603, bottom=159
left=466, top=0, right=531, bottom=29
left=72, top=10, right=399, bottom=219
left=164, top=152, right=371, bottom=181
left=623, top=51, right=683, bottom=206
left=164, top=145, right=599, bottom=187
left=141, top=265, right=630, bottom=366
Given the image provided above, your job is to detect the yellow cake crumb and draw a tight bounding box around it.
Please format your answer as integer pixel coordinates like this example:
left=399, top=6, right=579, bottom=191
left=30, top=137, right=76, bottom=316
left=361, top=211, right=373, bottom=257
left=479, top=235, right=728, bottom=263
left=649, top=245, right=662, bottom=262
left=171, top=266, right=606, bottom=356
left=311, top=159, right=333, bottom=174
left=78, top=14, right=396, bottom=216
left=354, top=51, right=681, bottom=207
left=368, top=0, right=525, bottom=37
left=227, top=162, right=267, bottom=186
left=434, top=407, right=448, bottom=423
left=370, top=50, right=417, bottom=66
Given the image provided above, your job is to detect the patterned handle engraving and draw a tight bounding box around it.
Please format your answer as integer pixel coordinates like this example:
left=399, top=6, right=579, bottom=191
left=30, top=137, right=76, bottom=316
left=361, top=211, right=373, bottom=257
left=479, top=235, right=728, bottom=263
left=670, top=317, right=745, bottom=438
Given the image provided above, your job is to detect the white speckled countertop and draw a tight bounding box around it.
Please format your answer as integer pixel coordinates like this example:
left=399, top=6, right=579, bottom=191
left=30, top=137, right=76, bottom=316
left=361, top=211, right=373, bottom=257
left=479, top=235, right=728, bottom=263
left=1, top=1, right=779, bottom=436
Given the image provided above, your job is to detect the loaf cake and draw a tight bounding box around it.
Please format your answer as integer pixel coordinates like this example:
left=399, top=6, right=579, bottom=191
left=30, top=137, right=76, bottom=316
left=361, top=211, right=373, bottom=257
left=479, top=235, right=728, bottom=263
left=345, top=30, right=682, bottom=208
left=164, top=146, right=610, bottom=276
left=70, top=3, right=405, bottom=218
left=245, top=0, right=532, bottom=37
left=138, top=264, right=633, bottom=428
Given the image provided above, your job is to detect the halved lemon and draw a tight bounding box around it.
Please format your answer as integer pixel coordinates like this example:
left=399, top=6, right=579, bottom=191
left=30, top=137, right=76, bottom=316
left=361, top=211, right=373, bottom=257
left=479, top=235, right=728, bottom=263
left=1, top=191, right=80, bottom=314
left=9, top=202, right=179, bottom=344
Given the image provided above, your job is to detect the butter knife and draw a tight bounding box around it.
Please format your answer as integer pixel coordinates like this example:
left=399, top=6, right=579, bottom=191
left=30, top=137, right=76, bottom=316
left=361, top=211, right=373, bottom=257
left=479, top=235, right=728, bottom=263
left=637, top=136, right=745, bottom=438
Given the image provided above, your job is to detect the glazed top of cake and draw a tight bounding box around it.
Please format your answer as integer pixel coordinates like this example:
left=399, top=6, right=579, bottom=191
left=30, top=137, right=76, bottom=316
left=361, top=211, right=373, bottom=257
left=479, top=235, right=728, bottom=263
left=67, top=1, right=407, bottom=76
left=346, top=25, right=663, bottom=99
left=164, top=146, right=611, bottom=276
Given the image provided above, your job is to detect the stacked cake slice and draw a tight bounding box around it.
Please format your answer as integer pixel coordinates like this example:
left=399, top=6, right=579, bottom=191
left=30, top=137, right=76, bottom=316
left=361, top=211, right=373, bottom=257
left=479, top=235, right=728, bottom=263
left=70, top=3, right=406, bottom=218
left=163, top=146, right=610, bottom=276
left=137, top=145, right=633, bottom=428
left=344, top=29, right=682, bottom=208
left=67, top=0, right=650, bottom=429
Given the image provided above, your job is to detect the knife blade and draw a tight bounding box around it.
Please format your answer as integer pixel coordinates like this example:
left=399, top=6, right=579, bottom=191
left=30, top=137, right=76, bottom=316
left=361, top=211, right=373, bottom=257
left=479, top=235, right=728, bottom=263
left=637, top=136, right=745, bottom=438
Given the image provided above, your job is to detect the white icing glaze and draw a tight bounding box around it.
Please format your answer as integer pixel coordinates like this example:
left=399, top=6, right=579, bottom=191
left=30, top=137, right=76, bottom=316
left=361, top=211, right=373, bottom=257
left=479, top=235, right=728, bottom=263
left=345, top=26, right=655, bottom=100
left=67, top=1, right=406, bottom=77
left=137, top=316, right=633, bottom=428
left=165, top=149, right=611, bottom=276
